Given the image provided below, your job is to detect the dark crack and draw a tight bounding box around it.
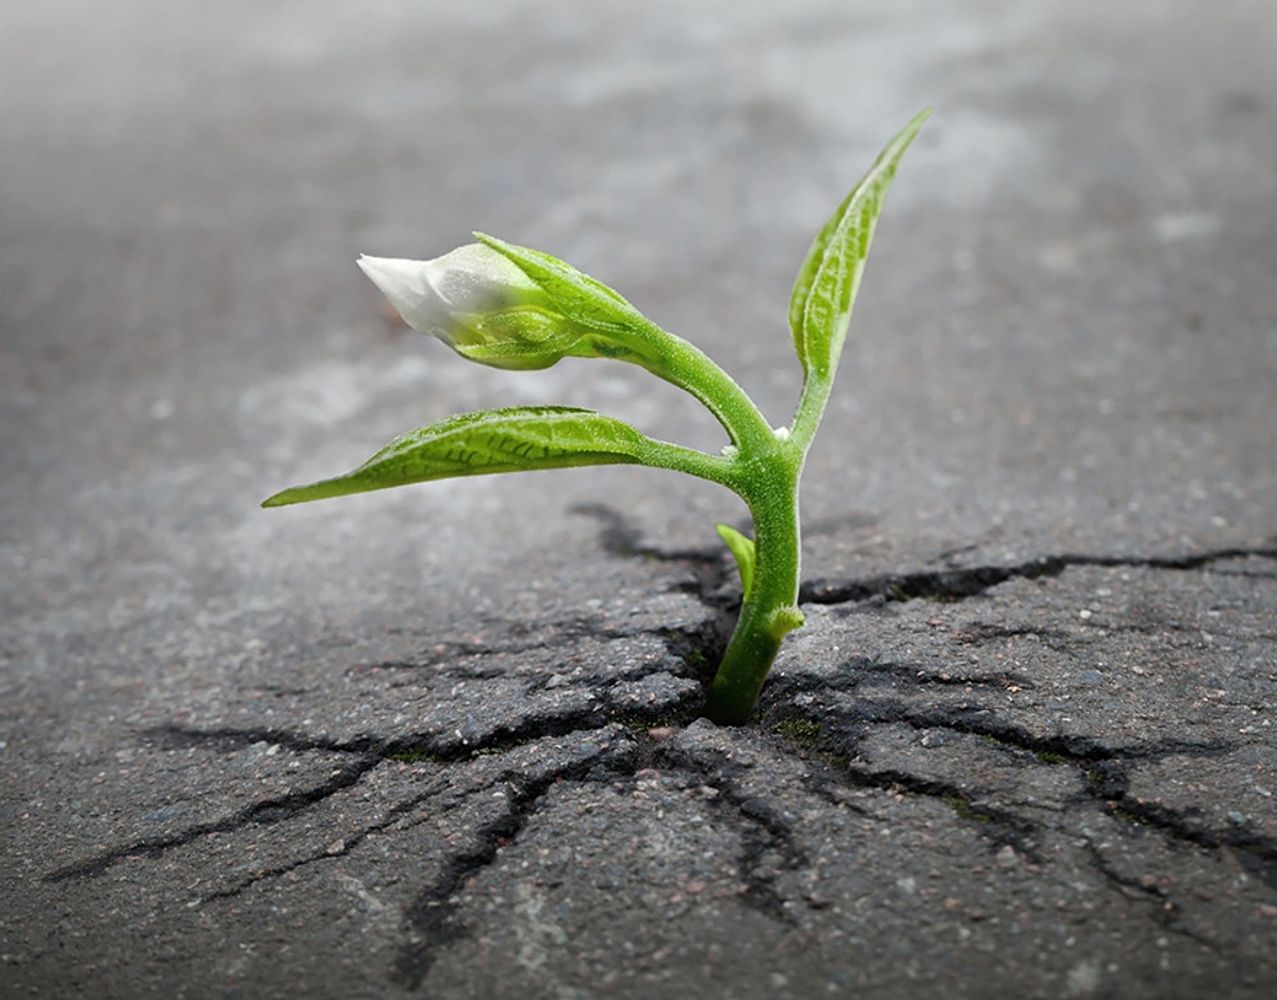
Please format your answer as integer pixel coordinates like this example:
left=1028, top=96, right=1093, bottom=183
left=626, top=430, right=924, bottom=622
left=1084, top=842, right=1217, bottom=948
left=659, top=739, right=808, bottom=925
left=571, top=501, right=740, bottom=622
left=44, top=753, right=382, bottom=883
left=47, top=701, right=692, bottom=886
left=800, top=545, right=1277, bottom=607
left=764, top=665, right=1236, bottom=762
left=1087, top=764, right=1277, bottom=891
left=763, top=667, right=1274, bottom=890
left=392, top=747, right=637, bottom=989
left=764, top=721, right=1042, bottom=861
left=202, top=782, right=447, bottom=904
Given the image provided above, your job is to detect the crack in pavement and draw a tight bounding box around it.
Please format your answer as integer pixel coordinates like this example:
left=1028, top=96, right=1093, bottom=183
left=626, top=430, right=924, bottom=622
left=1087, top=764, right=1277, bottom=891
left=392, top=738, right=639, bottom=990
left=39, top=527, right=1276, bottom=989
left=765, top=666, right=1238, bottom=761
left=1084, top=842, right=1218, bottom=949
left=657, top=739, right=808, bottom=926
left=799, top=545, right=1277, bottom=607
left=44, top=698, right=700, bottom=886
left=761, top=678, right=1277, bottom=888
left=201, top=781, right=449, bottom=904
left=44, top=753, right=383, bottom=883
left=763, top=722, right=1043, bottom=862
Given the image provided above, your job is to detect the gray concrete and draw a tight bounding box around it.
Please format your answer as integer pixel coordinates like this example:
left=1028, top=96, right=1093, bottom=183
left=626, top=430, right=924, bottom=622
left=3, top=1, right=1275, bottom=997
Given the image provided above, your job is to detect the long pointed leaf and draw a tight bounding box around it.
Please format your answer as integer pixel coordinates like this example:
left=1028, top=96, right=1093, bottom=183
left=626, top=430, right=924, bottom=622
left=262, top=406, right=653, bottom=507
left=789, top=109, right=930, bottom=380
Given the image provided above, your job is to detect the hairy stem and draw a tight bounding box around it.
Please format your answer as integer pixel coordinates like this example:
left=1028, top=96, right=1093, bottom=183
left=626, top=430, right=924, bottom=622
left=790, top=371, right=832, bottom=452
left=631, top=317, right=776, bottom=454
left=706, top=452, right=804, bottom=724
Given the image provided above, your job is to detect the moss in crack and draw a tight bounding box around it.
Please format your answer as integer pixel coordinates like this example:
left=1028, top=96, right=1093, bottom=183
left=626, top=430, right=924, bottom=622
left=1036, top=750, right=1065, bottom=765
left=946, top=795, right=995, bottom=823
left=767, top=718, right=848, bottom=774
left=1109, top=803, right=1151, bottom=828
left=610, top=707, right=701, bottom=734
left=770, top=717, right=825, bottom=746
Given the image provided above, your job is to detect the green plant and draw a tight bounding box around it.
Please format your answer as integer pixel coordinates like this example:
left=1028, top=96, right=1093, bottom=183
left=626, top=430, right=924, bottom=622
left=263, top=110, right=930, bottom=724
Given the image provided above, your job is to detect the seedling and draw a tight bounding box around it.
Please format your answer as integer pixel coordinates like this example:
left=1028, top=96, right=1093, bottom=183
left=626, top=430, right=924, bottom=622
left=264, top=110, right=930, bottom=724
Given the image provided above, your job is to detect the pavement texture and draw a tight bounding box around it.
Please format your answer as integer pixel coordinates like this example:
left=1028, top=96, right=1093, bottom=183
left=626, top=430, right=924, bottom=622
left=3, top=1, right=1276, bottom=997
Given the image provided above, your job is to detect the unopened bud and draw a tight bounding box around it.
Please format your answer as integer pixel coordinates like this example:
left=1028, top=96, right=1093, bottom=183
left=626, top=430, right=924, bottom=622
left=357, top=245, right=590, bottom=370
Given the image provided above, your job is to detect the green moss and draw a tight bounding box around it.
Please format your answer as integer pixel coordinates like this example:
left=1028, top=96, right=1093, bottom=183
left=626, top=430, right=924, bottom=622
left=770, top=717, right=825, bottom=743
left=684, top=648, right=709, bottom=670
left=946, top=795, right=994, bottom=823
left=1035, top=750, right=1065, bottom=765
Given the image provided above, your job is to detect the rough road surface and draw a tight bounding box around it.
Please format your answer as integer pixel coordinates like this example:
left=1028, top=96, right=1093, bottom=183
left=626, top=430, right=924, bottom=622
left=3, top=2, right=1275, bottom=998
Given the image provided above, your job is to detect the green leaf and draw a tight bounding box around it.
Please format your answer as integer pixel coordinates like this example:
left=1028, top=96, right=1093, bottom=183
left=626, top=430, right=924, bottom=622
left=789, top=109, right=931, bottom=380
left=716, top=523, right=756, bottom=599
left=262, top=406, right=653, bottom=507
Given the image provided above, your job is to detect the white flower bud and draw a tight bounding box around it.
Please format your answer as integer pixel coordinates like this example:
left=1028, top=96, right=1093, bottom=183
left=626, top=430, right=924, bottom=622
left=357, top=245, right=584, bottom=370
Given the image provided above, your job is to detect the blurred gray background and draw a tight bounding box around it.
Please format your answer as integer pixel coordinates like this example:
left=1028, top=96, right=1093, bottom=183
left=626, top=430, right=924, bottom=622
left=4, top=1, right=1274, bottom=643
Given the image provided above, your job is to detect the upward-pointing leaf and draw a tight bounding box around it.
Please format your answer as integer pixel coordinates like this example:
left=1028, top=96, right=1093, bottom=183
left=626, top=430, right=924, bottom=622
left=261, top=406, right=654, bottom=507
left=789, top=109, right=930, bottom=381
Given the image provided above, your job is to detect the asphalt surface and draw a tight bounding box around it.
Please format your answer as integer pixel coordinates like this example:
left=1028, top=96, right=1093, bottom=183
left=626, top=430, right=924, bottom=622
left=3, top=1, right=1276, bottom=997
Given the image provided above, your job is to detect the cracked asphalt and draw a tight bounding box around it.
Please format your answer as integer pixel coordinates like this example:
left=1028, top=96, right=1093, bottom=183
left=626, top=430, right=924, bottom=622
left=3, top=2, right=1276, bottom=998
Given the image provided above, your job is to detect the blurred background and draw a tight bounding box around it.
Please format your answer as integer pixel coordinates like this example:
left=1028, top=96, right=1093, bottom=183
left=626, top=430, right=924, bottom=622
left=3, top=0, right=1275, bottom=680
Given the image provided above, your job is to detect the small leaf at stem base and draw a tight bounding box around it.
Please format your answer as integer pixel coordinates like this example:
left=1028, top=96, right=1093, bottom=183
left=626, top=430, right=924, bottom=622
left=715, top=523, right=756, bottom=599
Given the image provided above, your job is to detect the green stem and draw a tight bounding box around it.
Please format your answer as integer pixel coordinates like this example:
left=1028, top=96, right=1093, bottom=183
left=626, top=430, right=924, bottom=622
left=631, top=318, right=776, bottom=454
left=706, top=453, right=804, bottom=724
left=635, top=438, right=739, bottom=488
left=790, top=371, right=832, bottom=452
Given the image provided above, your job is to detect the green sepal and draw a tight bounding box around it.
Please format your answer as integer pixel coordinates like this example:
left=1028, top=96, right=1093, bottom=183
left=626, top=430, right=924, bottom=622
left=716, top=523, right=756, bottom=599
left=262, top=406, right=653, bottom=507
left=788, top=109, right=931, bottom=380
left=449, top=305, right=586, bottom=370
left=474, top=233, right=637, bottom=334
